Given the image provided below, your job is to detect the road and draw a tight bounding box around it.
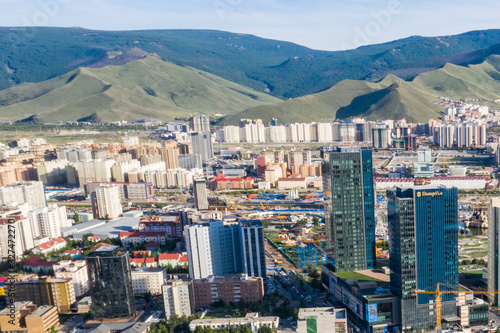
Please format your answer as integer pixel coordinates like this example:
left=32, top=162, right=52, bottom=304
left=58, top=315, right=84, bottom=333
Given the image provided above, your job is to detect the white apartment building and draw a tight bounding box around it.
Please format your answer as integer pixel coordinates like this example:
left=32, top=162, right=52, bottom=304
left=122, top=136, right=140, bottom=147
left=163, top=280, right=194, bottom=319
left=131, top=267, right=166, bottom=294
left=53, top=260, right=90, bottom=297
left=0, top=213, right=34, bottom=259
left=164, top=168, right=203, bottom=189
left=111, top=159, right=141, bottom=182
left=185, top=224, right=213, bottom=279
left=29, top=206, right=63, bottom=239
left=93, top=185, right=123, bottom=220
left=0, top=181, right=46, bottom=209
left=76, top=159, right=115, bottom=187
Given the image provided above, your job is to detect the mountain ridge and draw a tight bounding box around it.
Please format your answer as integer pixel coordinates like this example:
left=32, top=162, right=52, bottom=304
left=2, top=27, right=500, bottom=98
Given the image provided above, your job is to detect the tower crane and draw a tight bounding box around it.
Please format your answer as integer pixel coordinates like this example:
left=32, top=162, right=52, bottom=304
left=414, top=283, right=500, bottom=332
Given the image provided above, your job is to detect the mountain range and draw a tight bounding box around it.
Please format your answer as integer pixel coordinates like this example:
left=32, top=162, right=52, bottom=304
left=2, top=27, right=500, bottom=123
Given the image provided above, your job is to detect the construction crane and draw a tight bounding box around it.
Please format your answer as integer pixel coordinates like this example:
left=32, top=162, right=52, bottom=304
left=414, top=283, right=500, bottom=332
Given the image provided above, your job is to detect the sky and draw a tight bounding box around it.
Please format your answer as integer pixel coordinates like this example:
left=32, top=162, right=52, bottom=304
left=0, top=0, right=499, bottom=51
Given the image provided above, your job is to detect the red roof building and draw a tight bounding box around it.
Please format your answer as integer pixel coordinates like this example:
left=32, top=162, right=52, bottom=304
left=32, top=238, right=67, bottom=255
left=210, top=174, right=254, bottom=191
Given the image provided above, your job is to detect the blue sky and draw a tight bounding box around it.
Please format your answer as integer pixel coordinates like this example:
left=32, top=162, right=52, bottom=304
left=0, top=0, right=499, bottom=50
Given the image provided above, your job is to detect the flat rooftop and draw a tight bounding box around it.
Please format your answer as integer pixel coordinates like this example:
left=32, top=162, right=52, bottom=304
left=0, top=301, right=32, bottom=314
left=27, top=305, right=56, bottom=317
left=61, top=217, right=140, bottom=239
left=334, top=270, right=390, bottom=284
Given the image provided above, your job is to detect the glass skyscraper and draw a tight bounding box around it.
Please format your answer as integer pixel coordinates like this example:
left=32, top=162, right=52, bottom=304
left=488, top=197, right=500, bottom=307
left=322, top=147, right=376, bottom=272
left=388, top=186, right=458, bottom=331
left=86, top=246, right=135, bottom=319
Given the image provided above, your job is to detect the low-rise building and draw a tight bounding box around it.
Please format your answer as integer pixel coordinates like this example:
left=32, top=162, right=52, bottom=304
left=131, top=267, right=166, bottom=294
left=138, top=215, right=182, bottom=237
left=25, top=305, right=59, bottom=333
left=192, top=274, right=264, bottom=308
left=0, top=301, right=37, bottom=332
left=31, top=237, right=67, bottom=255
left=163, top=279, right=195, bottom=319
left=277, top=177, right=307, bottom=190
left=189, top=313, right=279, bottom=333
left=53, top=260, right=90, bottom=297
left=23, top=256, right=59, bottom=274
left=297, top=307, right=348, bottom=333
left=86, top=323, right=150, bottom=333
left=120, top=231, right=168, bottom=245
left=210, top=175, right=254, bottom=191
left=13, top=275, right=76, bottom=312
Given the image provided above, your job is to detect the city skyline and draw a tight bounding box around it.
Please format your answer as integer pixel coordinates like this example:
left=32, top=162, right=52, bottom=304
left=0, top=0, right=498, bottom=50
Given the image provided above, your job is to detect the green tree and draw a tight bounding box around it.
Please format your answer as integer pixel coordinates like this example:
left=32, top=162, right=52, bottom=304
left=295, top=218, right=308, bottom=227
left=262, top=220, right=270, bottom=229
left=312, top=216, right=320, bottom=226
left=73, top=211, right=80, bottom=224
left=104, top=214, right=110, bottom=221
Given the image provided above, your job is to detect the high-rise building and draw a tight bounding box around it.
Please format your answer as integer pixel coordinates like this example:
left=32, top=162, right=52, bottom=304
left=0, top=181, right=46, bottom=208
left=489, top=197, right=500, bottom=307
left=91, top=184, right=123, bottom=220
left=322, top=147, right=376, bottom=272
left=191, top=115, right=211, bottom=132
left=178, top=154, right=203, bottom=170
left=0, top=213, right=34, bottom=259
left=185, top=220, right=243, bottom=279
left=86, top=246, right=135, bottom=319
left=388, top=186, right=458, bottom=331
left=372, top=127, right=390, bottom=149
left=76, top=159, right=115, bottom=187
left=191, top=132, right=213, bottom=163
left=160, top=141, right=180, bottom=170
left=240, top=220, right=266, bottom=278
left=193, top=178, right=209, bottom=210
left=185, top=220, right=265, bottom=280
left=163, top=280, right=195, bottom=319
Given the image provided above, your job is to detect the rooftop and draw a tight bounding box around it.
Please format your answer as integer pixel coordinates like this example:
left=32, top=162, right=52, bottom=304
left=61, top=217, right=140, bottom=240
left=0, top=301, right=33, bottom=314
left=27, top=305, right=56, bottom=317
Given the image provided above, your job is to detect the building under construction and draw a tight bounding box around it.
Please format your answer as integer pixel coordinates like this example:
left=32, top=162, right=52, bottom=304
left=296, top=239, right=328, bottom=268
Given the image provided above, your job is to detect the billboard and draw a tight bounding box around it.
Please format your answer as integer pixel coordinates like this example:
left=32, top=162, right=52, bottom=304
left=366, top=304, right=378, bottom=323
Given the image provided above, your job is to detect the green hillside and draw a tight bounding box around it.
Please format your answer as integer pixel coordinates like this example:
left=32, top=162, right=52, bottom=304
left=0, top=56, right=279, bottom=122
left=225, top=56, right=500, bottom=124
left=2, top=27, right=500, bottom=98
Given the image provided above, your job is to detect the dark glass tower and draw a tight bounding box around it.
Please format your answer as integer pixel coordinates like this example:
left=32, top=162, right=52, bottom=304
left=322, top=147, right=376, bottom=272
left=489, top=198, right=500, bottom=307
left=388, top=186, right=458, bottom=331
left=86, top=246, right=135, bottom=319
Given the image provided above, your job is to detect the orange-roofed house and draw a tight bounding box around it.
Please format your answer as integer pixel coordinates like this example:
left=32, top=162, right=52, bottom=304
left=157, top=253, right=182, bottom=267
left=31, top=238, right=67, bottom=255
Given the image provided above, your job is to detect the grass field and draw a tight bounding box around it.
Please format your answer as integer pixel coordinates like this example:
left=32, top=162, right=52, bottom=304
left=0, top=56, right=280, bottom=123
left=225, top=56, right=500, bottom=124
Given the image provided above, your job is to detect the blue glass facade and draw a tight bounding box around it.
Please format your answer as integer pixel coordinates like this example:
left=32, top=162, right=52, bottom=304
left=388, top=186, right=458, bottom=331
left=323, top=147, right=376, bottom=272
